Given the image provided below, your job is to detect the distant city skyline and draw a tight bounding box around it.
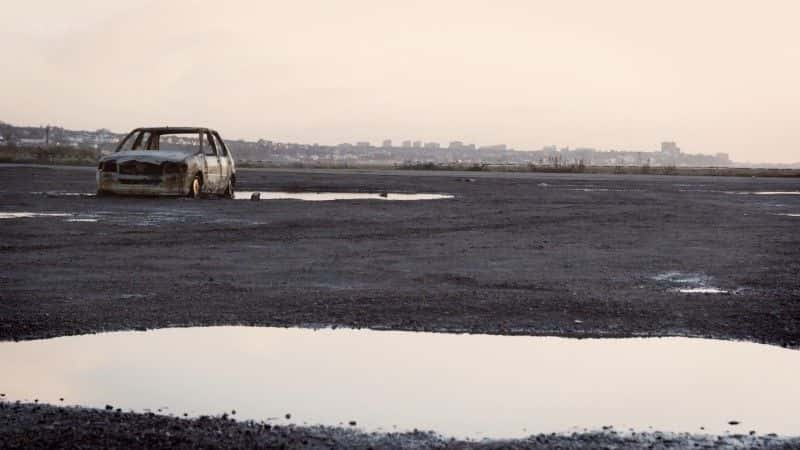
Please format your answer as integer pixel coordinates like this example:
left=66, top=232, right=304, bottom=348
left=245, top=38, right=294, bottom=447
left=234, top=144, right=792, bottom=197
left=2, top=1, right=799, bottom=163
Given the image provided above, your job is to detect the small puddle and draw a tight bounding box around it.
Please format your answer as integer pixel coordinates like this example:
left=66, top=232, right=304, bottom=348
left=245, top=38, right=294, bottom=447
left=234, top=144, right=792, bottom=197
left=652, top=272, right=729, bottom=295
left=776, top=213, right=800, bottom=217
left=568, top=188, right=644, bottom=192
left=234, top=191, right=453, bottom=201
left=677, top=288, right=729, bottom=294
left=31, top=191, right=95, bottom=197
left=2, top=327, right=799, bottom=438
left=724, top=191, right=800, bottom=196
left=0, top=212, right=72, bottom=219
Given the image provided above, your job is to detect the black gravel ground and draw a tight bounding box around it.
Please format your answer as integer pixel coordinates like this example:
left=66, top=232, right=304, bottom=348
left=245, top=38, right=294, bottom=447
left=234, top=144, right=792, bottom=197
left=2, top=403, right=798, bottom=449
left=1, top=165, right=799, bottom=448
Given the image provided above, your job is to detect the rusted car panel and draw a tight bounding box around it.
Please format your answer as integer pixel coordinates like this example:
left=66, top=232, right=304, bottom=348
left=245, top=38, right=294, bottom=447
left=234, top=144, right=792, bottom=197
left=96, top=127, right=235, bottom=197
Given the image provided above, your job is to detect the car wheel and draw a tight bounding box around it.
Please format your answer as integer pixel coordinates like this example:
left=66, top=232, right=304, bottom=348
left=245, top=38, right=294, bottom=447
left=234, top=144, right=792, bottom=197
left=224, top=179, right=235, bottom=199
left=188, top=175, right=202, bottom=199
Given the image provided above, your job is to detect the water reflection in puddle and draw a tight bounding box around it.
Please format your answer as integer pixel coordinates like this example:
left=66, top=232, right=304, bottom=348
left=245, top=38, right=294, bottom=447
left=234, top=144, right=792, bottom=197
left=723, top=191, right=800, bottom=196
left=0, top=212, right=71, bottom=219
left=2, top=327, right=799, bottom=438
left=677, top=288, right=729, bottom=294
left=31, top=191, right=95, bottom=197
left=776, top=213, right=800, bottom=217
left=234, top=191, right=453, bottom=201
left=652, top=272, right=729, bottom=295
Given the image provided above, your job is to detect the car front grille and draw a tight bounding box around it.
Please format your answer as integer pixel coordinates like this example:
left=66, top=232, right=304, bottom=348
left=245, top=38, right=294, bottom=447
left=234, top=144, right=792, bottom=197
left=119, top=179, right=161, bottom=185
left=119, top=161, right=162, bottom=176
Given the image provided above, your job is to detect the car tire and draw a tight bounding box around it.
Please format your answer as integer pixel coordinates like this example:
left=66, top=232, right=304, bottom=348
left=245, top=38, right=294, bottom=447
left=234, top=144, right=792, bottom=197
left=188, top=175, right=202, bottom=199
left=224, top=179, right=235, bottom=199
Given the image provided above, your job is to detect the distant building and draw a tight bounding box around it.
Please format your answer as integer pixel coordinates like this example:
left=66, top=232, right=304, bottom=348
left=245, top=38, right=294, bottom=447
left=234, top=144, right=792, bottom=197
left=424, top=142, right=440, bottom=149
left=356, top=141, right=371, bottom=148
left=401, top=140, right=412, bottom=148
left=479, top=144, right=507, bottom=151
left=661, top=141, right=681, bottom=156
left=449, top=141, right=464, bottom=149
left=412, top=141, right=422, bottom=148
left=18, top=137, right=47, bottom=147
left=382, top=139, right=392, bottom=148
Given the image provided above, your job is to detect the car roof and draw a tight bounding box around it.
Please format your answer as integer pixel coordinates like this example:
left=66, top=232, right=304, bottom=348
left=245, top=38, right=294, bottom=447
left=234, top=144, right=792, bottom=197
left=132, top=127, right=218, bottom=134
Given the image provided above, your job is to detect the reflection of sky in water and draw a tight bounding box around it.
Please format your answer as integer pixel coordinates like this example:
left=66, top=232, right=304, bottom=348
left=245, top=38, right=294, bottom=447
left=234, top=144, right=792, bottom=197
left=0, top=212, right=71, bottom=219
left=2, top=327, right=799, bottom=438
left=677, top=288, right=729, bottom=294
left=235, top=191, right=453, bottom=201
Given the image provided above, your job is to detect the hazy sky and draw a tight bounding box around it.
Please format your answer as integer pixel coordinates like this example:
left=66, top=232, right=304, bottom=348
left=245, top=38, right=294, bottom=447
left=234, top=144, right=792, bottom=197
left=2, top=0, right=799, bottom=163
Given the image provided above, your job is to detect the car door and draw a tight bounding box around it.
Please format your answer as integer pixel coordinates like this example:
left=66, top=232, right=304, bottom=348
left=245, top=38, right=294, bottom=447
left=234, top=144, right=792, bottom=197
left=213, top=132, right=232, bottom=186
left=202, top=132, right=221, bottom=192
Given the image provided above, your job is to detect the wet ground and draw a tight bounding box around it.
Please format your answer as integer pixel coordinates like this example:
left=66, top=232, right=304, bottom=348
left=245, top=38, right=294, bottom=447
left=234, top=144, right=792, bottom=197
left=1, top=165, right=800, bottom=447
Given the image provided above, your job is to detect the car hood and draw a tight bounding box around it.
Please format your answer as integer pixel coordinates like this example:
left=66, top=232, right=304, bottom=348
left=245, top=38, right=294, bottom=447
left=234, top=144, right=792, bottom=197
left=103, top=150, right=194, bottom=163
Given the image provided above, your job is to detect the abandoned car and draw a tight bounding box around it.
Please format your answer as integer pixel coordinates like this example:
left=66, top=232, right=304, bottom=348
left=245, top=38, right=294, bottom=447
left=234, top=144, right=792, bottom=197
left=96, top=127, right=236, bottom=198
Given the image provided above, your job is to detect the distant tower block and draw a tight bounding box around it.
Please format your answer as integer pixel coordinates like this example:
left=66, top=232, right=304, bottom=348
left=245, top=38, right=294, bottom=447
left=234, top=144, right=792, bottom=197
left=660, top=141, right=681, bottom=157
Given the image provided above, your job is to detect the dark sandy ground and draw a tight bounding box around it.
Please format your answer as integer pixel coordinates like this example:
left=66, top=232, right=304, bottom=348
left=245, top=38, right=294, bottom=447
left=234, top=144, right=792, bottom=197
left=1, top=165, right=799, bottom=448
left=1, top=403, right=797, bottom=449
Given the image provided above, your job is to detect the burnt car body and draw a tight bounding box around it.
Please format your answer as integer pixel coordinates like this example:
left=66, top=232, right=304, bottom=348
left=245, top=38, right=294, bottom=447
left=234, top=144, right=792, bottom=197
left=96, top=127, right=235, bottom=198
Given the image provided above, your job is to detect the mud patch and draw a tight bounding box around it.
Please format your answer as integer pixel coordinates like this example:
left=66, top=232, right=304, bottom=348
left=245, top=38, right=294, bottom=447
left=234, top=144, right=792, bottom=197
left=2, top=327, right=799, bottom=438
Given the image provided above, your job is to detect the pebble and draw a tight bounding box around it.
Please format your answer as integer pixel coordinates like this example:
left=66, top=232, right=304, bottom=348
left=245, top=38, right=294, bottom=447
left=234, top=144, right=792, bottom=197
left=105, top=405, right=113, bottom=410
left=250, top=193, right=261, bottom=201
left=349, top=420, right=357, bottom=426
left=285, top=413, right=291, bottom=419
left=728, top=420, right=740, bottom=425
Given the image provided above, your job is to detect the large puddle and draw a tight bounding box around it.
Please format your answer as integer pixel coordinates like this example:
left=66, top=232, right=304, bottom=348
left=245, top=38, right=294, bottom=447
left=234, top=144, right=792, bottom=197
left=234, top=191, right=453, bottom=201
left=2, top=327, right=799, bottom=438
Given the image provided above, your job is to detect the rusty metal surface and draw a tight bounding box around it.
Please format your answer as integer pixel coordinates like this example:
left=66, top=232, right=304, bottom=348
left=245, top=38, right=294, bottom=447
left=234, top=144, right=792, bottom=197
left=96, top=127, right=236, bottom=196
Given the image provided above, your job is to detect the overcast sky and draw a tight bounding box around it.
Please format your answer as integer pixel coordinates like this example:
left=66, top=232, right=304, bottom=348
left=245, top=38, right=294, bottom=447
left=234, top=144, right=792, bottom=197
left=2, top=0, right=798, bottom=163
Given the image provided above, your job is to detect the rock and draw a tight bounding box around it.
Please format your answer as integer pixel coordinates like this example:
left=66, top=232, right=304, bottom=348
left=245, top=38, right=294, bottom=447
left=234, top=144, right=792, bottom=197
left=379, top=192, right=388, bottom=198
left=349, top=420, right=357, bottom=426
left=285, top=413, right=291, bottom=419
left=574, top=319, right=583, bottom=324
left=728, top=420, right=740, bottom=425
left=105, top=405, right=113, bottom=410
left=250, top=193, right=261, bottom=201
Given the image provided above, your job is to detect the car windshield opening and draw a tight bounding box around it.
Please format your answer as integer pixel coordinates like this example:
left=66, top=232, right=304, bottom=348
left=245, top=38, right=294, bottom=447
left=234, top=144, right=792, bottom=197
left=116, top=131, right=201, bottom=154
